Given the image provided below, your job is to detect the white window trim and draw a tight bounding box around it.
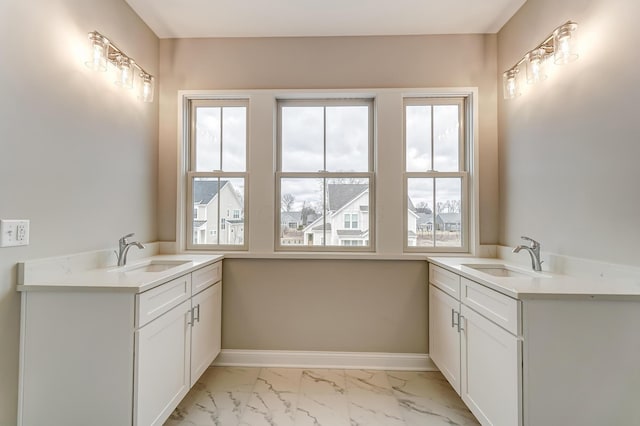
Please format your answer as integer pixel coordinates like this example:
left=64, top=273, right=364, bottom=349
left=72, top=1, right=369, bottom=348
left=275, top=98, right=375, bottom=252
left=182, top=97, right=250, bottom=251
left=176, top=88, right=479, bottom=257
left=402, top=96, right=472, bottom=253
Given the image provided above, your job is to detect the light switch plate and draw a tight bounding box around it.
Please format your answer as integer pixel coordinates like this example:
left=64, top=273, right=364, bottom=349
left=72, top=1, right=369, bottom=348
left=0, top=219, right=30, bottom=247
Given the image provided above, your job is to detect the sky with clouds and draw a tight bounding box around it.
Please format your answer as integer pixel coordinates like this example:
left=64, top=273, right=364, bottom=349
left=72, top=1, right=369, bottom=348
left=193, top=102, right=463, bottom=215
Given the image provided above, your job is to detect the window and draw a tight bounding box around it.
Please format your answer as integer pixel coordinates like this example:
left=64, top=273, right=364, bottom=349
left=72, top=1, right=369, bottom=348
left=187, top=99, right=247, bottom=249
left=404, top=97, right=468, bottom=252
left=276, top=99, right=374, bottom=251
left=344, top=213, right=358, bottom=229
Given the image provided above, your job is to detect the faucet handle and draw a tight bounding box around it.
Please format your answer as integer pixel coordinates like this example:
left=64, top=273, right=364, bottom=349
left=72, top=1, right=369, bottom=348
left=120, top=233, right=135, bottom=243
left=520, top=236, right=540, bottom=247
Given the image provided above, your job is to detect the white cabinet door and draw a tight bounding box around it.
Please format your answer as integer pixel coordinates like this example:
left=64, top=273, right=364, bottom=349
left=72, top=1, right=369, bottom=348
left=135, top=299, right=192, bottom=426
left=460, top=305, right=522, bottom=426
left=429, top=284, right=461, bottom=394
left=190, top=282, right=222, bottom=384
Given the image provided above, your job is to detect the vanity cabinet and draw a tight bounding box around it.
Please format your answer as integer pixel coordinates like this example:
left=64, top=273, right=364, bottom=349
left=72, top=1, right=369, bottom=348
left=18, top=260, right=223, bottom=426
left=189, top=263, right=223, bottom=382
left=429, top=260, right=640, bottom=425
left=135, top=299, right=192, bottom=426
left=429, top=264, right=522, bottom=426
left=428, top=278, right=461, bottom=392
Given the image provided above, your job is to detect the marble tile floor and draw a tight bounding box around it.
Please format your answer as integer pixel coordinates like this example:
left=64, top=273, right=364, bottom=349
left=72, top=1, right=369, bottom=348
left=165, top=367, right=480, bottom=426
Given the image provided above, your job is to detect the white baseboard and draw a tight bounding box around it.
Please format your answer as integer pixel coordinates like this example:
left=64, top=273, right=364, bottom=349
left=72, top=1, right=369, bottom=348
left=213, top=350, right=437, bottom=371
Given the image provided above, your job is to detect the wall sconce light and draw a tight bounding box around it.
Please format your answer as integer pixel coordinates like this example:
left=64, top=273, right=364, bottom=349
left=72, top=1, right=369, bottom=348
left=85, top=30, right=155, bottom=102
left=503, top=68, right=520, bottom=100
left=139, top=74, right=154, bottom=103
left=503, top=21, right=578, bottom=99
left=115, top=55, right=135, bottom=89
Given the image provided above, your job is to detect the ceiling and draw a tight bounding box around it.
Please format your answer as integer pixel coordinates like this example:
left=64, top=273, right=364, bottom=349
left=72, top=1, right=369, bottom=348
left=125, top=0, right=527, bottom=39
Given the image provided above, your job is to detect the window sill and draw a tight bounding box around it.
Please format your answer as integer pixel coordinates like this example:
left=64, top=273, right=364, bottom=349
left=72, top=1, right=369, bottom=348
left=175, top=250, right=478, bottom=261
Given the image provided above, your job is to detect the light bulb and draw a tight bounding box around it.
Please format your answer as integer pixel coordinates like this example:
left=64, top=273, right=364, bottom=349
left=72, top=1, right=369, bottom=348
left=526, top=48, right=548, bottom=84
left=138, top=74, right=154, bottom=103
left=115, top=56, right=134, bottom=89
left=503, top=69, right=521, bottom=100
left=553, top=22, right=578, bottom=65
left=85, top=32, right=108, bottom=72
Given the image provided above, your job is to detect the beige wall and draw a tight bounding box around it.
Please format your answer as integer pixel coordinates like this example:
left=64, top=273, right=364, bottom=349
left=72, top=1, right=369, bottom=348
left=222, top=259, right=428, bottom=353
left=0, top=0, right=158, bottom=423
left=157, top=34, right=500, bottom=355
left=497, top=0, right=640, bottom=265
left=158, top=34, right=500, bottom=246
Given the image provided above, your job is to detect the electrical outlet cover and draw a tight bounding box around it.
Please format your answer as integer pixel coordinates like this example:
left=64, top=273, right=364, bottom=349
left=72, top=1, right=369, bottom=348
left=0, top=219, right=30, bottom=247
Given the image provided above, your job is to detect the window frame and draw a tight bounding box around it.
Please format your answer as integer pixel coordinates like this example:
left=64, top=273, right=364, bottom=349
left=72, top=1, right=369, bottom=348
left=275, top=98, right=375, bottom=252
left=403, top=96, right=470, bottom=253
left=185, top=98, right=249, bottom=251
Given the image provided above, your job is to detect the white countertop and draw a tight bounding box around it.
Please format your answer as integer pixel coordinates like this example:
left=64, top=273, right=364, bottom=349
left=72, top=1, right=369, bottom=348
left=17, top=254, right=224, bottom=293
left=428, top=257, right=640, bottom=300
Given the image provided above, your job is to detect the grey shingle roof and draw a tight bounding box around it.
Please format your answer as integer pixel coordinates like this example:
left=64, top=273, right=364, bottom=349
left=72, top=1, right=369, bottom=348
left=193, top=180, right=228, bottom=205
left=417, top=213, right=434, bottom=225
left=438, top=212, right=461, bottom=224
left=327, top=184, right=368, bottom=211
left=194, top=220, right=207, bottom=228
left=311, top=223, right=332, bottom=231
left=281, top=211, right=302, bottom=223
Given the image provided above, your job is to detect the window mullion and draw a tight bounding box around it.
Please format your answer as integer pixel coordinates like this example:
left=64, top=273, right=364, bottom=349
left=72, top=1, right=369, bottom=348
left=432, top=177, right=437, bottom=248
left=218, top=108, right=223, bottom=171
left=430, top=106, right=435, bottom=172
left=323, top=177, right=327, bottom=246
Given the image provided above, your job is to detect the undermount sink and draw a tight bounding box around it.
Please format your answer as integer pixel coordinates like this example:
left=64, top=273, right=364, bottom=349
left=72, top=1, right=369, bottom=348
left=113, top=260, right=191, bottom=273
left=463, top=264, right=549, bottom=278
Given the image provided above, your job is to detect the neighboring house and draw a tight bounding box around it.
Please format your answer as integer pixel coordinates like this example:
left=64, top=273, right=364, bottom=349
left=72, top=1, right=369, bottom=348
left=193, top=180, right=244, bottom=245
left=416, top=213, right=443, bottom=233
left=281, top=211, right=303, bottom=230
left=303, top=184, right=370, bottom=246
left=301, top=183, right=426, bottom=247
left=407, top=197, right=419, bottom=247
left=438, top=212, right=462, bottom=231
left=414, top=212, right=460, bottom=234
left=280, top=211, right=304, bottom=246
left=280, top=210, right=322, bottom=246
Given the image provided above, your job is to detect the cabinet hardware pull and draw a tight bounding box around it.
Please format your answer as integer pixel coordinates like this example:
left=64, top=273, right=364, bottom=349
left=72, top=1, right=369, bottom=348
left=458, top=314, right=465, bottom=332
left=187, top=307, right=194, bottom=326
left=195, top=304, right=201, bottom=322
left=452, top=309, right=459, bottom=329
left=451, top=308, right=455, bottom=328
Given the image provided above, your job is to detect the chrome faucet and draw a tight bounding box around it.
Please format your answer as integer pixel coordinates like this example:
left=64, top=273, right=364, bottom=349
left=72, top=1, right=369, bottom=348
left=513, top=236, right=543, bottom=271
left=117, top=233, right=145, bottom=266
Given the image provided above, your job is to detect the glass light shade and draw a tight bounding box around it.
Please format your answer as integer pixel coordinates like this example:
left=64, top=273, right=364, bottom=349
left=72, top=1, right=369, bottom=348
left=85, top=32, right=108, bottom=71
left=503, top=69, right=521, bottom=100
left=138, top=74, right=154, bottom=102
left=553, top=22, right=579, bottom=65
left=115, top=56, right=135, bottom=89
left=526, top=48, right=548, bottom=84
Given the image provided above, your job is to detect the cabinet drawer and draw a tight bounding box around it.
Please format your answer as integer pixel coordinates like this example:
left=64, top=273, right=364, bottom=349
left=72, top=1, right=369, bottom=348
left=192, top=262, right=222, bottom=296
left=461, top=278, right=520, bottom=336
left=137, top=275, right=192, bottom=327
left=429, top=264, right=461, bottom=299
